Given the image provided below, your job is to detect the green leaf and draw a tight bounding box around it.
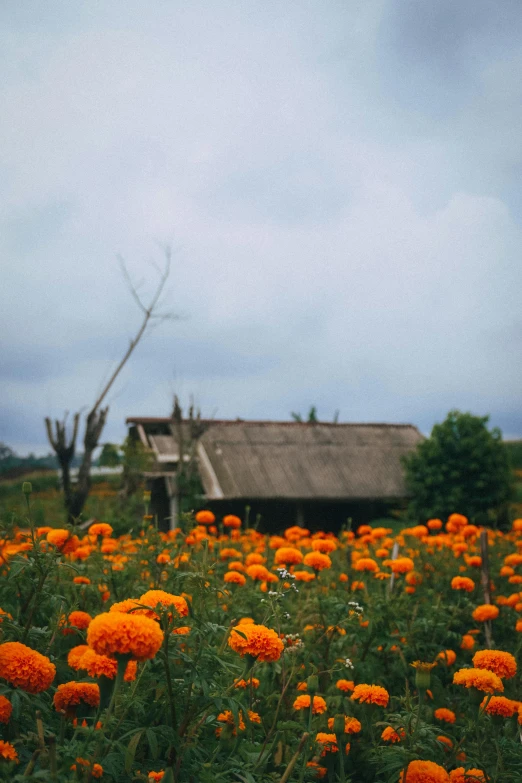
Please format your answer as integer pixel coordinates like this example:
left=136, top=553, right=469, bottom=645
left=146, top=728, right=159, bottom=760
left=125, top=729, right=144, bottom=773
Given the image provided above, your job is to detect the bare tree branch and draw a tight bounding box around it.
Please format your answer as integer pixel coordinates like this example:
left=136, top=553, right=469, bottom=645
left=45, top=246, right=176, bottom=522
left=91, top=249, right=172, bottom=413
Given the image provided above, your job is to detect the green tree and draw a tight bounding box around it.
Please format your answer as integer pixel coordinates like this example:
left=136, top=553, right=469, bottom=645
left=98, top=442, right=122, bottom=468
left=403, top=410, right=512, bottom=524
left=120, top=435, right=154, bottom=498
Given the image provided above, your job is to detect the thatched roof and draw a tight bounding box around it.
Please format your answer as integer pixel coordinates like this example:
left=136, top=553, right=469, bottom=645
left=128, top=417, right=423, bottom=502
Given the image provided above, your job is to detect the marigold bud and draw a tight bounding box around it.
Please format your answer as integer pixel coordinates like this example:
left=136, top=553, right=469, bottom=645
left=307, top=674, right=319, bottom=694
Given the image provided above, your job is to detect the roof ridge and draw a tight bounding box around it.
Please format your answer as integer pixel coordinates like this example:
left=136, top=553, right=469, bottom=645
left=127, top=417, right=419, bottom=429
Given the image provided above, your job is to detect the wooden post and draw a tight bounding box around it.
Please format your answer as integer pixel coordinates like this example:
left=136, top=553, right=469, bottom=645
left=387, top=542, right=400, bottom=598
left=480, top=529, right=493, bottom=648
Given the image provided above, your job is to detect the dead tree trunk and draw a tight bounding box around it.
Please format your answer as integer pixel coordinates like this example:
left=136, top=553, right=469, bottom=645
left=45, top=414, right=80, bottom=512
left=67, top=408, right=108, bottom=520
left=45, top=249, right=174, bottom=522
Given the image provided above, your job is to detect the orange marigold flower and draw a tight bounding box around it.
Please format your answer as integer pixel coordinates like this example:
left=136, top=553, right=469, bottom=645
left=437, top=735, right=453, bottom=749
left=336, top=679, right=354, bottom=692
left=294, top=570, right=316, bottom=582
left=148, top=772, right=165, bottom=782
left=224, top=571, right=247, bottom=585
left=327, top=716, right=361, bottom=734
left=351, top=684, right=389, bottom=707
left=109, top=598, right=141, bottom=614
left=0, top=741, right=18, bottom=763
left=0, top=641, right=55, bottom=693
left=65, top=610, right=93, bottom=632
left=245, top=553, right=266, bottom=565
left=195, top=510, right=215, bottom=525
left=73, top=576, right=91, bottom=585
left=451, top=577, right=475, bottom=592
left=220, top=548, right=243, bottom=560
left=381, top=726, right=405, bottom=742
left=354, top=558, right=378, bottom=572
left=88, top=522, right=113, bottom=538
left=71, top=759, right=103, bottom=778
left=223, top=514, right=242, bottom=528
left=386, top=557, right=415, bottom=574
left=284, top=525, right=310, bottom=541
left=0, top=696, right=12, bottom=724
left=436, top=650, right=457, bottom=666
left=427, top=519, right=443, bottom=531
left=274, top=547, right=303, bottom=565
left=447, top=513, right=468, bottom=530
left=139, top=590, right=189, bottom=618
left=53, top=682, right=100, bottom=715
left=87, top=612, right=163, bottom=661
left=293, top=695, right=327, bottom=714
left=315, top=732, right=338, bottom=754
left=303, top=552, right=332, bottom=571
left=46, top=528, right=72, bottom=549
left=472, top=604, right=499, bottom=622
left=234, top=677, right=260, bottom=689
left=453, top=667, right=503, bottom=694
left=472, top=649, right=517, bottom=679
left=480, top=695, right=518, bottom=717
left=228, top=622, right=284, bottom=662
left=311, top=539, right=336, bottom=554
left=216, top=709, right=246, bottom=735
left=172, top=625, right=190, bottom=635
left=78, top=648, right=137, bottom=681
left=307, top=760, right=327, bottom=778
left=504, top=553, right=522, bottom=567
left=460, top=634, right=475, bottom=651
left=449, top=769, right=486, bottom=783
left=245, top=564, right=271, bottom=581
left=400, top=760, right=450, bottom=782
left=516, top=619, right=522, bottom=632
left=434, top=708, right=456, bottom=724
left=67, top=645, right=90, bottom=670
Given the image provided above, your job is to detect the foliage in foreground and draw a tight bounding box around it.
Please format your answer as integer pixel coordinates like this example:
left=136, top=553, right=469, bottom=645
left=0, top=494, right=522, bottom=781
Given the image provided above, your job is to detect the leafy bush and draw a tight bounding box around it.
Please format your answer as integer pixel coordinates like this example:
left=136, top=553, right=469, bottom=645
left=403, top=410, right=512, bottom=524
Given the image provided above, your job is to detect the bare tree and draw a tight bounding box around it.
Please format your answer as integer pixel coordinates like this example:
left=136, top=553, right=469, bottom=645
left=45, top=248, right=175, bottom=522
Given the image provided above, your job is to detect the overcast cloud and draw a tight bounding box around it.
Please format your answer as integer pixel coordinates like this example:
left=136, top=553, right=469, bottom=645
left=1, top=1, right=522, bottom=454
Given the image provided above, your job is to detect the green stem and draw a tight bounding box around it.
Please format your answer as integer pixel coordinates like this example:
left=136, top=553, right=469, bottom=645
left=105, top=657, right=127, bottom=723
left=336, top=732, right=346, bottom=783
left=298, top=701, right=314, bottom=783
left=163, top=630, right=177, bottom=730
left=21, top=571, right=47, bottom=643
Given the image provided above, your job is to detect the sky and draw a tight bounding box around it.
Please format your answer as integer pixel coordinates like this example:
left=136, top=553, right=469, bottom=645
left=1, top=0, right=522, bottom=455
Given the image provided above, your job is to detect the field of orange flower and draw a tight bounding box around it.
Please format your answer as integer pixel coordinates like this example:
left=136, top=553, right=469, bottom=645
left=1, top=490, right=522, bottom=782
